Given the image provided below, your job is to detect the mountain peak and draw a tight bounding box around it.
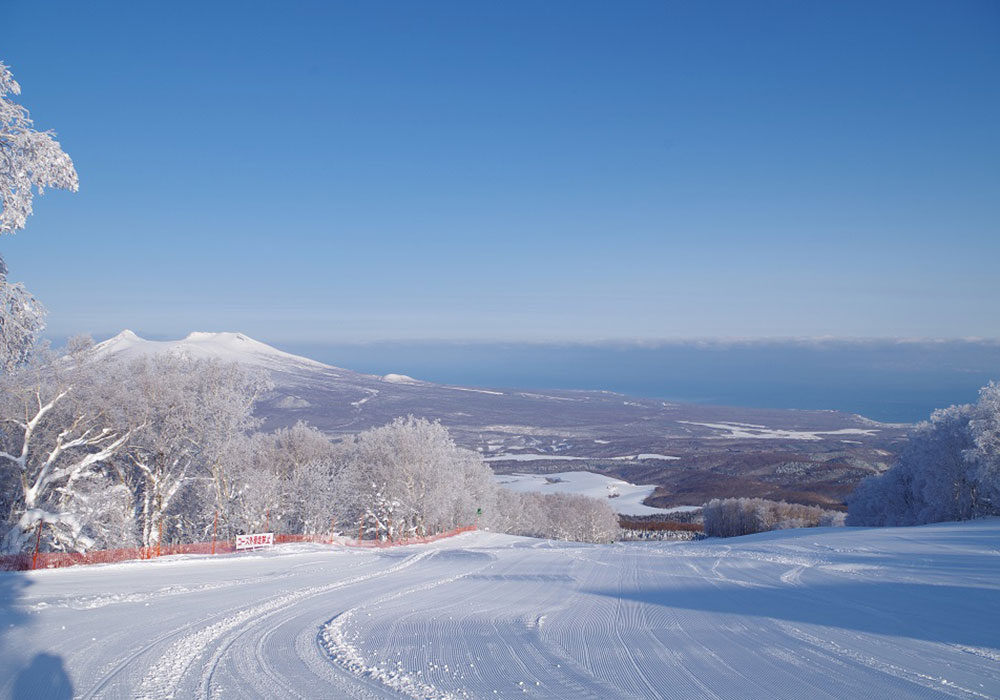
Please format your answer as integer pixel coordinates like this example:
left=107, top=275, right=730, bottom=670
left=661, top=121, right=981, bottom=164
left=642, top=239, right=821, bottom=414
left=93, top=330, right=332, bottom=371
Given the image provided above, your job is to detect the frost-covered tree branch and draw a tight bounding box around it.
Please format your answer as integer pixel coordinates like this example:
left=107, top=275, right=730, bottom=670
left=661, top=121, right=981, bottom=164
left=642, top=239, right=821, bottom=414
left=0, top=258, right=46, bottom=374
left=0, top=61, right=78, bottom=375
left=0, top=61, right=78, bottom=235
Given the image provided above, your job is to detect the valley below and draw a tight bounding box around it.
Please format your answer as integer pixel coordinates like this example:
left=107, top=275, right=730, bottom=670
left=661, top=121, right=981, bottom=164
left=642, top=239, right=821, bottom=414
left=97, top=331, right=911, bottom=510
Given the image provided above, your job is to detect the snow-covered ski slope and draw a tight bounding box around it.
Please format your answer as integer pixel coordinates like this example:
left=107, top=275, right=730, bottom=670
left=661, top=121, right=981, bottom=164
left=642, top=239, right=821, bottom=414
left=2, top=521, right=998, bottom=699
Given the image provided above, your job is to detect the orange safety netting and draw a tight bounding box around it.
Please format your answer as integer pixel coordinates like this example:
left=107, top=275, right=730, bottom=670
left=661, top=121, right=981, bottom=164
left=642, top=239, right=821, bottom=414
left=0, top=525, right=476, bottom=572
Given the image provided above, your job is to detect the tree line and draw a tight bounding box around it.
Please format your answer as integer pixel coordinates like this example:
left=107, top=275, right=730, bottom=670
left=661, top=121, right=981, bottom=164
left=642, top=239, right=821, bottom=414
left=0, top=343, right=621, bottom=554
left=702, top=498, right=845, bottom=538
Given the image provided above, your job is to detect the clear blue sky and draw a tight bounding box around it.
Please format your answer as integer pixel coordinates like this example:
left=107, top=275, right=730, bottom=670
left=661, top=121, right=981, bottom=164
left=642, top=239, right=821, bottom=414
left=2, top=1, right=998, bottom=343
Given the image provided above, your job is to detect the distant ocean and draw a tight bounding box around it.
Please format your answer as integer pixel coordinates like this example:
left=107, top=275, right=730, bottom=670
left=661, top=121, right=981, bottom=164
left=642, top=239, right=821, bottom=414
left=291, top=340, right=1000, bottom=424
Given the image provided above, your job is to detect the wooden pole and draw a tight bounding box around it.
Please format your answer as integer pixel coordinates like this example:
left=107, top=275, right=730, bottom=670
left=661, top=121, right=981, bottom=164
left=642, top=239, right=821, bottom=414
left=31, top=521, right=43, bottom=570
left=156, top=519, right=163, bottom=558
left=212, top=511, right=218, bottom=555
left=265, top=509, right=270, bottom=533
left=330, top=517, right=336, bottom=545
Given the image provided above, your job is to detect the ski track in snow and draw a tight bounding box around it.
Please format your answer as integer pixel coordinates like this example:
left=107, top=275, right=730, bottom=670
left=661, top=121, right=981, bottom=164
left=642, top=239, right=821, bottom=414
left=1, top=522, right=999, bottom=699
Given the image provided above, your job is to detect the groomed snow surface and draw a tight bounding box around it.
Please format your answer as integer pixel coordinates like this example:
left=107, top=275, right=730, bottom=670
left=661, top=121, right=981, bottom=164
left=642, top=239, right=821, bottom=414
left=2, top=520, right=999, bottom=699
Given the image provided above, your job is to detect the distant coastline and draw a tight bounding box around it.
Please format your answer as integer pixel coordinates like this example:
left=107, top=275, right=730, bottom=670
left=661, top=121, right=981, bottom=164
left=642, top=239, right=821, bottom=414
left=282, top=339, right=999, bottom=424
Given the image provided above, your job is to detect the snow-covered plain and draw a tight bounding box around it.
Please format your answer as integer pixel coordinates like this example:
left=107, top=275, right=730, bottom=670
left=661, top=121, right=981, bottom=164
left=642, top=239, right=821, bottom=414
left=484, top=454, right=680, bottom=464
left=2, top=521, right=998, bottom=699
left=494, top=471, right=694, bottom=516
left=678, top=420, right=879, bottom=441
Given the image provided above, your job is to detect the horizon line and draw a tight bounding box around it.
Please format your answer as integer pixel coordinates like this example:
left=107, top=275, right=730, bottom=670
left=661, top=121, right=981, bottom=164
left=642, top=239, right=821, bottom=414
left=42, top=329, right=1000, bottom=349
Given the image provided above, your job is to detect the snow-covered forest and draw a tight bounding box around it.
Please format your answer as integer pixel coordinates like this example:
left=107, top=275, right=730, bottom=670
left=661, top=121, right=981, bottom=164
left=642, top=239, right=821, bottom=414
left=847, top=381, right=1000, bottom=526
left=702, top=497, right=845, bottom=538
left=0, top=343, right=620, bottom=553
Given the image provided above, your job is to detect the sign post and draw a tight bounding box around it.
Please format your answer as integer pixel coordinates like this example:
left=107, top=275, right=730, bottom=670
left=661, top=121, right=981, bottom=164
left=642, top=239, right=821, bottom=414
left=235, top=532, right=274, bottom=551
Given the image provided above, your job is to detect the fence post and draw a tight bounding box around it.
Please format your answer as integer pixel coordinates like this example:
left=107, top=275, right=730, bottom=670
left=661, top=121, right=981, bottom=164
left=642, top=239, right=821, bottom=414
left=265, top=509, right=270, bottom=534
left=156, top=519, right=163, bottom=558
left=212, top=511, right=218, bottom=555
left=31, top=521, right=43, bottom=570
left=357, top=517, right=364, bottom=543
left=330, top=517, right=336, bottom=545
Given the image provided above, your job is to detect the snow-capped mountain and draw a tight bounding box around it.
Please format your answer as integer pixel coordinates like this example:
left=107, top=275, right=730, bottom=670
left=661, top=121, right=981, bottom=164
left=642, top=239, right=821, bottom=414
left=94, top=330, right=908, bottom=508
left=93, top=330, right=331, bottom=371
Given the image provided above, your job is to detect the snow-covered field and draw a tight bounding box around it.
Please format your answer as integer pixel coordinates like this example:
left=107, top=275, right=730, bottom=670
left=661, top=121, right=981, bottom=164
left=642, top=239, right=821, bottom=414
left=678, top=420, right=880, bottom=441
left=494, top=471, right=696, bottom=516
left=2, top=520, right=998, bottom=699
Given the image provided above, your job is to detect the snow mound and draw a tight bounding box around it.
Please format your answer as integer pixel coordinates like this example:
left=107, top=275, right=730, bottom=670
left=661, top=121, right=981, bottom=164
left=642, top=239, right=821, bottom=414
left=93, top=330, right=331, bottom=370
left=382, top=373, right=419, bottom=384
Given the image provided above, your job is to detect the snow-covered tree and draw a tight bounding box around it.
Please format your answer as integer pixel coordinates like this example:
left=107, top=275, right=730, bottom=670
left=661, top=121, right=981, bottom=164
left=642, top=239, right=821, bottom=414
left=59, top=472, right=137, bottom=550
left=703, top=497, right=841, bottom=537
left=110, top=355, right=270, bottom=547
left=222, top=451, right=283, bottom=536
left=969, top=382, right=1000, bottom=512
left=0, top=61, right=77, bottom=372
left=0, top=349, right=129, bottom=553
left=265, top=421, right=336, bottom=477
left=231, top=422, right=337, bottom=535
left=338, top=417, right=479, bottom=540
left=0, top=257, right=45, bottom=375
left=0, top=61, right=78, bottom=235
left=285, top=458, right=343, bottom=535
left=911, top=404, right=979, bottom=523
left=847, top=382, right=1000, bottom=527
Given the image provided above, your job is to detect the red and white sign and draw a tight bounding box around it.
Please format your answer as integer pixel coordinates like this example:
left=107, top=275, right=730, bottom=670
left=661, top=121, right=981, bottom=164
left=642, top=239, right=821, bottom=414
left=236, top=532, right=274, bottom=550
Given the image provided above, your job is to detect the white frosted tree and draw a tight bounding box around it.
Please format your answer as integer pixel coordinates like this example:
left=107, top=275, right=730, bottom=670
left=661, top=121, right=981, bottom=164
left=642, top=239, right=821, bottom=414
left=912, top=405, right=978, bottom=523
left=286, top=458, right=343, bottom=536
left=111, top=355, right=270, bottom=547
left=0, top=350, right=129, bottom=553
left=0, top=61, right=77, bottom=373
left=0, top=257, right=45, bottom=375
left=969, top=382, right=1000, bottom=511
left=237, top=422, right=336, bottom=534
left=0, top=61, right=78, bottom=235
left=338, top=417, right=490, bottom=540
left=266, top=421, right=336, bottom=477
left=847, top=381, right=1000, bottom=527
left=703, top=497, right=839, bottom=537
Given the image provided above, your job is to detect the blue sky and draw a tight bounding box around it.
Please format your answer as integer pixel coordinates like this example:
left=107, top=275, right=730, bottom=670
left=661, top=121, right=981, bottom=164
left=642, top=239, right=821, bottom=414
left=2, top=1, right=998, bottom=343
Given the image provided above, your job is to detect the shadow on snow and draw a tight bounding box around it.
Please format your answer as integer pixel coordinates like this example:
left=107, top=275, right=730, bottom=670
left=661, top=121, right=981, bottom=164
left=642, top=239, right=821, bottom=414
left=0, top=572, right=74, bottom=699
left=586, top=579, right=1000, bottom=648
